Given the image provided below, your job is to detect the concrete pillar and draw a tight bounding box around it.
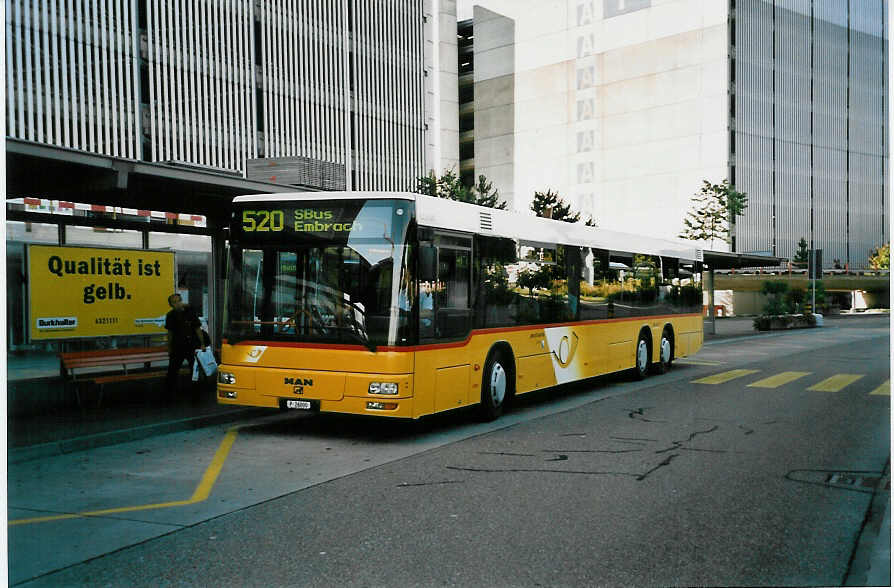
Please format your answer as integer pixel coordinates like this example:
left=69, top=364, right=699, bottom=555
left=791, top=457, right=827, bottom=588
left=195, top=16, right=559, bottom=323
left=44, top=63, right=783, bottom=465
left=209, top=220, right=227, bottom=349
left=708, top=267, right=716, bottom=335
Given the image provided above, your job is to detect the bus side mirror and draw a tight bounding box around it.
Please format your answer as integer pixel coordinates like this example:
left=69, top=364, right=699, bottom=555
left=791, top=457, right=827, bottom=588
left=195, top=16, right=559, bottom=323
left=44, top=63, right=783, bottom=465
left=420, top=246, right=437, bottom=282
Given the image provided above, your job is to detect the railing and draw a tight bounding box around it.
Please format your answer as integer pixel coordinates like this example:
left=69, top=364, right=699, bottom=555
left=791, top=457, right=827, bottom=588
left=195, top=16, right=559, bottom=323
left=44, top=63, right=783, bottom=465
left=713, top=267, right=889, bottom=277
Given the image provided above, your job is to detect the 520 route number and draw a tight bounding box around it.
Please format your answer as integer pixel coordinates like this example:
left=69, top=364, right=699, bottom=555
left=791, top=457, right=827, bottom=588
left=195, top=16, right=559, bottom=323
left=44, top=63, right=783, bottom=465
left=242, top=210, right=284, bottom=232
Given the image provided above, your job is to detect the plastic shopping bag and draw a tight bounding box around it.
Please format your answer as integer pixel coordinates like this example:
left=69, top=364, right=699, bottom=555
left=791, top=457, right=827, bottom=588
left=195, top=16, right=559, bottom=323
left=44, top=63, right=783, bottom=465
left=195, top=346, right=218, bottom=377
left=191, top=360, right=200, bottom=382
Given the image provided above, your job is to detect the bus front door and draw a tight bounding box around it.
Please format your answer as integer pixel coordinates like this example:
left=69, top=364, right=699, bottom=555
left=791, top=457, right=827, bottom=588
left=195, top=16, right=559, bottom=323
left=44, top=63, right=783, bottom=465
left=419, top=235, right=474, bottom=414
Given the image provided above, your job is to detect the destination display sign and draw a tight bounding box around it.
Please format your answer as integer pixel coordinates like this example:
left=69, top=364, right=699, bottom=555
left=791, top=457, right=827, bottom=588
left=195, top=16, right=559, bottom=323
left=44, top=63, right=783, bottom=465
left=233, top=200, right=411, bottom=243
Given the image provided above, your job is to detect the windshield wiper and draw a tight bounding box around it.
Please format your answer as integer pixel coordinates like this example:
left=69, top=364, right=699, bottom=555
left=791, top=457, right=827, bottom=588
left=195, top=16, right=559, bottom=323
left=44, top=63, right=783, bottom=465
left=342, top=327, right=376, bottom=353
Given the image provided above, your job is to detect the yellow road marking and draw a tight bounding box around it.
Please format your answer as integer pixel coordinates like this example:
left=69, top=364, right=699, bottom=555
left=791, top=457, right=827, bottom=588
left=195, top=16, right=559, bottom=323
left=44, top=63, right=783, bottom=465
left=692, top=369, right=760, bottom=384
left=9, top=426, right=241, bottom=527
left=747, top=371, right=811, bottom=389
left=870, top=380, right=890, bottom=396
left=807, top=374, right=864, bottom=392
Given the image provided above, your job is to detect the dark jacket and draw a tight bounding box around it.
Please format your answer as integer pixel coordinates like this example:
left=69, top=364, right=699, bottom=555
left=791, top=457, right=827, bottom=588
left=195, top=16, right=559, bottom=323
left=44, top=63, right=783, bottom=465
left=165, top=305, right=201, bottom=352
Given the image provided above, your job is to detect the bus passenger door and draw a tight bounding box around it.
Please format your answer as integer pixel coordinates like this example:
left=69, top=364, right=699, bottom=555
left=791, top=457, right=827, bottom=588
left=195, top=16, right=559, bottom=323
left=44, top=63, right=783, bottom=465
left=419, top=237, right=472, bottom=340
left=419, top=235, right=473, bottom=414
left=434, top=246, right=472, bottom=338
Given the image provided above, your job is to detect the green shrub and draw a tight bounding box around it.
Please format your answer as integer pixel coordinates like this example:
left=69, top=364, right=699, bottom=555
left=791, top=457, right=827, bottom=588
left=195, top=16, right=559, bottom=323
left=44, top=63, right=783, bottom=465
left=785, top=287, right=806, bottom=313
left=761, top=280, right=791, bottom=315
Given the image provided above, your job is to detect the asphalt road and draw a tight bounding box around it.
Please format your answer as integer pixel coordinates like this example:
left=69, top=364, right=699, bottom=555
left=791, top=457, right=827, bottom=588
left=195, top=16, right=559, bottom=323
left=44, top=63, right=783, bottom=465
left=8, top=317, right=890, bottom=586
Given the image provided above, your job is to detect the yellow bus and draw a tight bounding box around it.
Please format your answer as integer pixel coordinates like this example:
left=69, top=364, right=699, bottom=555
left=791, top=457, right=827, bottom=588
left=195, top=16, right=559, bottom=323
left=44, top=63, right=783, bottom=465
left=217, top=192, right=703, bottom=420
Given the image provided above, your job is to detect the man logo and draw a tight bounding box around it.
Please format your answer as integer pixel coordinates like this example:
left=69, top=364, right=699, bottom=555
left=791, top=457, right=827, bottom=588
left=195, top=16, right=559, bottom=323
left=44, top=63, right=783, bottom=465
left=284, top=377, right=313, bottom=386
left=284, top=376, right=313, bottom=395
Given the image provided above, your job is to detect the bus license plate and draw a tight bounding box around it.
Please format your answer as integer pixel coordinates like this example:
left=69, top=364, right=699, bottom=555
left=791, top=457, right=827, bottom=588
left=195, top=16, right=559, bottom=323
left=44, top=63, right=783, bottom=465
left=285, top=400, right=312, bottom=410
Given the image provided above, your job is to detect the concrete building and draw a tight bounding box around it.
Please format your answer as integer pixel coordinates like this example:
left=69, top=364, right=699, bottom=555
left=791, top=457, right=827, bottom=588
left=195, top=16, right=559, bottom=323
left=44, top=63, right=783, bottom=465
left=456, top=0, right=888, bottom=267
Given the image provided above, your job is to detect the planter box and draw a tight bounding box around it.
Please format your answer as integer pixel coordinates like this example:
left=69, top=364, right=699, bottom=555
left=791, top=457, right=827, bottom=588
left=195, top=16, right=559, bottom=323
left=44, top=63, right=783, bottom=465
left=753, top=314, right=817, bottom=331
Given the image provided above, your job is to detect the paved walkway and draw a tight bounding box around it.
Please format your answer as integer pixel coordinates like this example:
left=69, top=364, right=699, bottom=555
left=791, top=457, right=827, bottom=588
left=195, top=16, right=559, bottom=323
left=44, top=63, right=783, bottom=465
left=704, top=311, right=890, bottom=341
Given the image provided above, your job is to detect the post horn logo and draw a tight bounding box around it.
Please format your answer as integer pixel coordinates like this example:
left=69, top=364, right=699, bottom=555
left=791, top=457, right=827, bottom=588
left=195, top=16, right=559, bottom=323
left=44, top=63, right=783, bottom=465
left=553, top=332, right=580, bottom=368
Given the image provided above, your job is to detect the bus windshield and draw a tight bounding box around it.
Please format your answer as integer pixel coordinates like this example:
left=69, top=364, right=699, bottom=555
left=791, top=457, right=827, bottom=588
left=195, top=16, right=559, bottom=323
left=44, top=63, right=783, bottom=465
left=224, top=199, right=415, bottom=349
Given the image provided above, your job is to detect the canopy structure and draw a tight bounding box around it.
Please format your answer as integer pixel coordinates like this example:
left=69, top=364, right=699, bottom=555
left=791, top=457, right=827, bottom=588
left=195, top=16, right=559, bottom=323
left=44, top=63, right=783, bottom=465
left=6, top=139, right=297, bottom=223
left=703, top=250, right=787, bottom=271
left=702, top=250, right=788, bottom=335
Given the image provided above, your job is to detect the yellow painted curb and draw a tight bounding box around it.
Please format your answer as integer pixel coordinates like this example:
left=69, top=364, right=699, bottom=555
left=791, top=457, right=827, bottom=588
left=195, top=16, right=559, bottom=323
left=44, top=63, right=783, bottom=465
left=10, top=426, right=241, bottom=527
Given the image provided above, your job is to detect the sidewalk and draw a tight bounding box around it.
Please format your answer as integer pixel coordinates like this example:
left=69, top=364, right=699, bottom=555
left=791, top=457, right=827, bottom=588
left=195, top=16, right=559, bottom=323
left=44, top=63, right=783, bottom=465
left=7, top=373, right=264, bottom=464
left=704, top=311, right=890, bottom=342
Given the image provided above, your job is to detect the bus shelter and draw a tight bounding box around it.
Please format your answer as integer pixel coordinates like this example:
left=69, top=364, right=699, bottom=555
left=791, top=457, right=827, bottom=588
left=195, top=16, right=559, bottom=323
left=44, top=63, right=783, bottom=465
left=6, top=140, right=305, bottom=413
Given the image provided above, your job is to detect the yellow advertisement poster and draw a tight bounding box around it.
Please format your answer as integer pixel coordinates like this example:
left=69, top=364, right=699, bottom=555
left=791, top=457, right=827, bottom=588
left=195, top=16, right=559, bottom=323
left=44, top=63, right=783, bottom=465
left=28, top=245, right=175, bottom=340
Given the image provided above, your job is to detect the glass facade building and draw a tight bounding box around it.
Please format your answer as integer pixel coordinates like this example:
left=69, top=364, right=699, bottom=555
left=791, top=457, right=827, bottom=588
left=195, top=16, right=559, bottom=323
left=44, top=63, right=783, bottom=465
left=6, top=0, right=430, bottom=190
left=733, top=0, right=888, bottom=266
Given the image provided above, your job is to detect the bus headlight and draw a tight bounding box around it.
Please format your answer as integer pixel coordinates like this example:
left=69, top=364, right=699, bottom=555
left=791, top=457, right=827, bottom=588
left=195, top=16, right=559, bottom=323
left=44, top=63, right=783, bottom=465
left=218, top=371, right=236, bottom=385
left=369, top=382, right=398, bottom=395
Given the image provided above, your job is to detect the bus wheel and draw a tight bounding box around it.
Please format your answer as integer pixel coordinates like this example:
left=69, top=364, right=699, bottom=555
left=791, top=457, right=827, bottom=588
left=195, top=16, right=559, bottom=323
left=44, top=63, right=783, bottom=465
left=634, top=331, right=651, bottom=380
left=656, top=328, right=674, bottom=374
left=480, top=352, right=509, bottom=421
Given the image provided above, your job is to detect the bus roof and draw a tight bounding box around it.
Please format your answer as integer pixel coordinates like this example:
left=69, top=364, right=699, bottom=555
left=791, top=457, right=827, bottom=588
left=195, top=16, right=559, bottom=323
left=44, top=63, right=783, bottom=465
left=233, top=191, right=702, bottom=262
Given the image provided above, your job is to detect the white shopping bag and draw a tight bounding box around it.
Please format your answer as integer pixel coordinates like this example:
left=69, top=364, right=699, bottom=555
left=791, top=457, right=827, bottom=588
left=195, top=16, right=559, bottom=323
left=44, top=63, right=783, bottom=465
left=195, top=346, right=218, bottom=377
left=191, top=360, right=200, bottom=382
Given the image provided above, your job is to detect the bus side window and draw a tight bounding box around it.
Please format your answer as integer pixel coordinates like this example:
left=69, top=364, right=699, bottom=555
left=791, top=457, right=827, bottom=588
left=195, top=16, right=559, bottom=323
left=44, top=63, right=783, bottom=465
left=475, top=236, right=518, bottom=328
left=565, top=246, right=581, bottom=321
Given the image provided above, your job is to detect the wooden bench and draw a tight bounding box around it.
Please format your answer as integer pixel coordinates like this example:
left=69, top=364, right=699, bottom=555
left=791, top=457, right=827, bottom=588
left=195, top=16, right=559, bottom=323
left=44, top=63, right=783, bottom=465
left=59, top=346, right=180, bottom=407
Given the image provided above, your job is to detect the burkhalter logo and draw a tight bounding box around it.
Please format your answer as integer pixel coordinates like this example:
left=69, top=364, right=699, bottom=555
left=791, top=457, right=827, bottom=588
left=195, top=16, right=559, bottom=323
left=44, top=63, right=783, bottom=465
left=36, top=317, right=78, bottom=330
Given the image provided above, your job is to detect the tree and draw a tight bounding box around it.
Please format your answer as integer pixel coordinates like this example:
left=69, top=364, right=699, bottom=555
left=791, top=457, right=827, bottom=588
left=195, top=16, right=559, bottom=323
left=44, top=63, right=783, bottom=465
left=516, top=267, right=542, bottom=297
left=527, top=190, right=596, bottom=289
left=869, top=243, right=890, bottom=269
left=530, top=189, right=587, bottom=223
left=793, top=237, right=809, bottom=267
left=678, top=179, right=748, bottom=249
left=416, top=168, right=471, bottom=202
left=415, top=169, right=508, bottom=209
left=472, top=174, right=508, bottom=210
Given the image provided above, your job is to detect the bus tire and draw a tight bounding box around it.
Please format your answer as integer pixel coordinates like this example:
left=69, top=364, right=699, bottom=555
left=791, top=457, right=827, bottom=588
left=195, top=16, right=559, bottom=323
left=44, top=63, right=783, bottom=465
left=634, top=329, right=651, bottom=380
left=656, top=327, right=674, bottom=374
left=479, top=351, right=511, bottom=421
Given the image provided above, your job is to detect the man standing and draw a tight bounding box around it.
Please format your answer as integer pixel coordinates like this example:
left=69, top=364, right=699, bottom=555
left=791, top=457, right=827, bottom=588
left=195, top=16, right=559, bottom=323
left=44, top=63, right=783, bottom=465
left=164, top=293, right=203, bottom=401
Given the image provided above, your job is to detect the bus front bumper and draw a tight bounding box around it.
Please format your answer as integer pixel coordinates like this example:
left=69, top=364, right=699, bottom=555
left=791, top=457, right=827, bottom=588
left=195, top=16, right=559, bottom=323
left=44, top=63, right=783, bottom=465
left=216, top=365, right=415, bottom=418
